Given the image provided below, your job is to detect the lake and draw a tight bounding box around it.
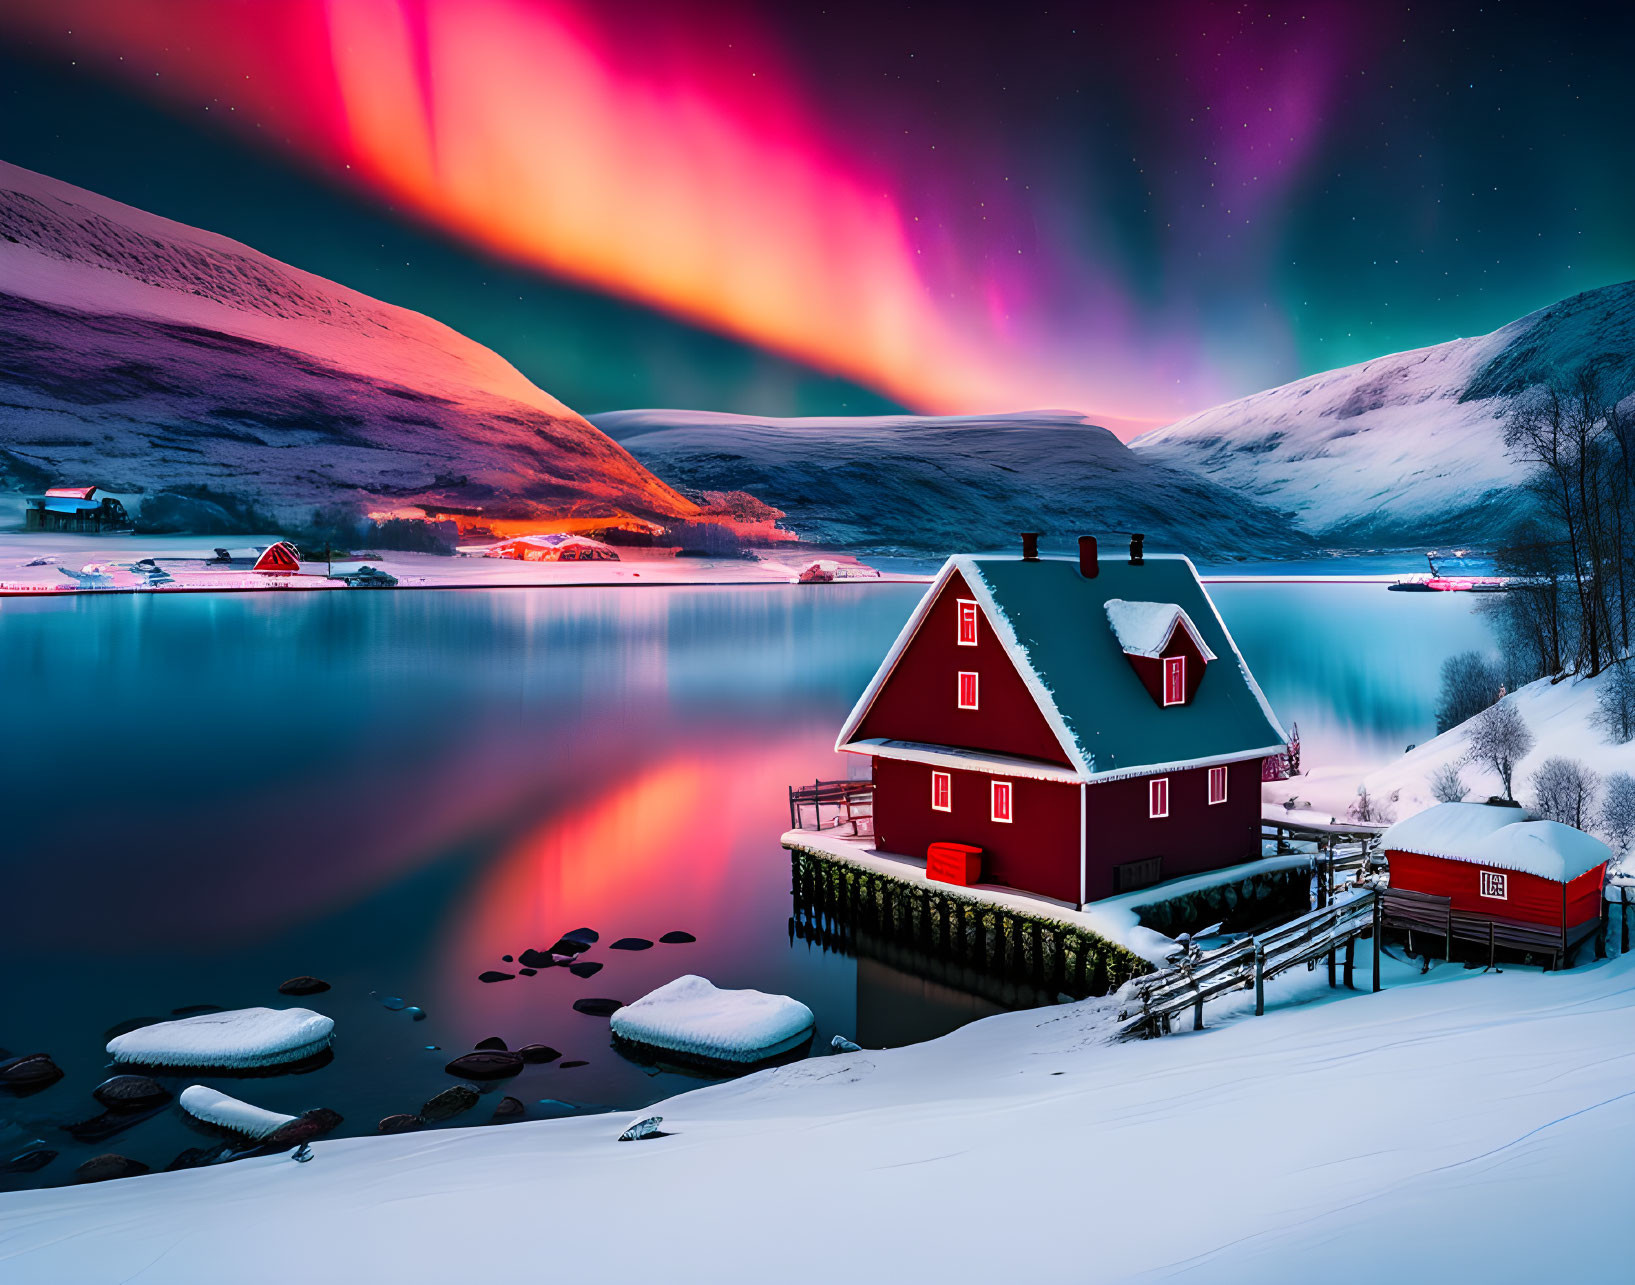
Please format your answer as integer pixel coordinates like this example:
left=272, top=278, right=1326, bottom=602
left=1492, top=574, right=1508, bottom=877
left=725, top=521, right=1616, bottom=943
left=0, top=579, right=1494, bottom=1187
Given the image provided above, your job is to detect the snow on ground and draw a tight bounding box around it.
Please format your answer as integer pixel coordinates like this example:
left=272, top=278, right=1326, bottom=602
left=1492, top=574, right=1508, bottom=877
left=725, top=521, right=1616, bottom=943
left=4, top=936, right=1633, bottom=1282
left=1362, top=668, right=1635, bottom=830
left=1133, top=279, right=1635, bottom=544
left=0, top=532, right=920, bottom=593
left=610, top=975, right=816, bottom=1062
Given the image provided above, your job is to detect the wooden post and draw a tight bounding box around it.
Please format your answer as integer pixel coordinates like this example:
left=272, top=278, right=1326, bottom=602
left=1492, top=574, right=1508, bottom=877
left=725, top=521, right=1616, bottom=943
left=1193, top=995, right=1204, bottom=1031
left=1623, top=886, right=1630, bottom=956
left=1344, top=935, right=1355, bottom=989
left=1253, top=942, right=1266, bottom=1016
left=1371, top=892, right=1383, bottom=993
left=1488, top=921, right=1496, bottom=972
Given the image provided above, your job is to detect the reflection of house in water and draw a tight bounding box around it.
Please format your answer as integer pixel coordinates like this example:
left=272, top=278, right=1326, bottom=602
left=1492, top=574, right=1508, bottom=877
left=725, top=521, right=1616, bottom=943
left=853, top=956, right=1005, bottom=1049
left=459, top=533, right=621, bottom=562
left=25, top=486, right=130, bottom=533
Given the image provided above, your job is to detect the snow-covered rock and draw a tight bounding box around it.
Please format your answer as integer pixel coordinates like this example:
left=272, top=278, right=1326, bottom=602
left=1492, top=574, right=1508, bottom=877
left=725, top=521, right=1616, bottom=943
left=1134, top=279, right=1635, bottom=543
left=105, top=1007, right=334, bottom=1069
left=0, top=161, right=694, bottom=526
left=595, top=408, right=1312, bottom=557
left=610, top=975, right=815, bottom=1064
left=178, top=1086, right=297, bottom=1140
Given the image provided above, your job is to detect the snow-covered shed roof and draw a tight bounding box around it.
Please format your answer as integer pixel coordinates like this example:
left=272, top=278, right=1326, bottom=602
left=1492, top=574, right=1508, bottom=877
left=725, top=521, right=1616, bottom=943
left=1104, top=599, right=1217, bottom=661
left=1383, top=804, right=1611, bottom=882
left=836, top=553, right=1286, bottom=781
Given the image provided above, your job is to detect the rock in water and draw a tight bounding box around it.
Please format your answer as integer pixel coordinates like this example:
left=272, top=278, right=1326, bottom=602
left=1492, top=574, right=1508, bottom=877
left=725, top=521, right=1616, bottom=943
left=474, top=1036, right=508, bottom=1051
left=372, top=993, right=407, bottom=1010
left=0, top=1054, right=64, bottom=1090
left=74, top=1153, right=149, bottom=1183
left=659, top=931, right=697, bottom=944
left=407, top=1007, right=427, bottom=1021
left=478, top=971, right=515, bottom=983
left=516, top=1044, right=561, bottom=1064
left=179, top=1085, right=298, bottom=1140
left=517, top=948, right=554, bottom=969
left=519, top=967, right=538, bottom=976
left=93, top=1075, right=171, bottom=1110
left=571, top=998, right=622, bottom=1017
left=609, top=975, right=815, bottom=1065
left=2, top=1148, right=57, bottom=1175
left=262, top=1108, right=343, bottom=1149
left=420, top=1085, right=480, bottom=1122
left=501, top=955, right=514, bottom=963
left=618, top=1115, right=665, bottom=1141
left=831, top=1035, right=863, bottom=1053
left=165, top=1146, right=227, bottom=1172
left=378, top=1114, right=422, bottom=1134
left=490, top=1096, right=525, bottom=1123
left=545, top=937, right=590, bottom=958
left=568, top=961, right=603, bottom=979
left=279, top=976, right=331, bottom=996
left=444, top=1050, right=524, bottom=1080
left=106, top=1008, right=334, bottom=1070
left=610, top=937, right=654, bottom=951
left=559, top=1060, right=588, bottom=1069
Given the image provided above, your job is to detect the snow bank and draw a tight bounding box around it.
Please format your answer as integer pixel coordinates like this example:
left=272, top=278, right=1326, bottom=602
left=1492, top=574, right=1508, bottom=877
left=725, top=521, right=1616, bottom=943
left=178, top=1086, right=296, bottom=1140
left=106, top=1008, right=334, bottom=1069
left=1103, top=599, right=1215, bottom=660
left=610, top=975, right=815, bottom=1063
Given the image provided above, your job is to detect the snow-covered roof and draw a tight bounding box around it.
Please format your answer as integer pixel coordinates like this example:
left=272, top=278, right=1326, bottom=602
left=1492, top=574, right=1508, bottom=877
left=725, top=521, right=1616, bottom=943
left=1470, top=821, right=1612, bottom=883
left=835, top=553, right=1286, bottom=781
left=1383, top=803, right=1610, bottom=881
left=1104, top=599, right=1217, bottom=661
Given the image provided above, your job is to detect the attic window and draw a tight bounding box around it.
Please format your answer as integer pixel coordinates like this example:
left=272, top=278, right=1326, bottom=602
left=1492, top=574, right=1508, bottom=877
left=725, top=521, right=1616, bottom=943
left=1163, top=656, right=1186, bottom=706
left=956, top=599, right=979, bottom=646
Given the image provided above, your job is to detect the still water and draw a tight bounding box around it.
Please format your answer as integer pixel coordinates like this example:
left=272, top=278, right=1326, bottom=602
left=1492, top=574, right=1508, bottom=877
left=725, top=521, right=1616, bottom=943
left=0, top=582, right=1492, bottom=1187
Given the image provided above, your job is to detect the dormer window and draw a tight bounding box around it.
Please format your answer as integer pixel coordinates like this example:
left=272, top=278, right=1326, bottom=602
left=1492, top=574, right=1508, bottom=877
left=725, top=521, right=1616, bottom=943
left=1163, top=656, right=1185, bottom=706
left=956, top=599, right=979, bottom=646
left=1105, top=599, right=1217, bottom=709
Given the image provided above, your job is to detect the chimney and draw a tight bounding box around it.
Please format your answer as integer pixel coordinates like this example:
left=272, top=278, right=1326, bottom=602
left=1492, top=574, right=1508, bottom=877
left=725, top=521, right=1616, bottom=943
left=1129, top=533, right=1145, bottom=565
left=1020, top=532, right=1040, bottom=561
left=1078, top=535, right=1099, bottom=579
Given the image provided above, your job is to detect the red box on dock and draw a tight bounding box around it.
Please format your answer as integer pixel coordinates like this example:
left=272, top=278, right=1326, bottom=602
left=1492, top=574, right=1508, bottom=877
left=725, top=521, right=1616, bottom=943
left=927, top=842, right=982, bottom=886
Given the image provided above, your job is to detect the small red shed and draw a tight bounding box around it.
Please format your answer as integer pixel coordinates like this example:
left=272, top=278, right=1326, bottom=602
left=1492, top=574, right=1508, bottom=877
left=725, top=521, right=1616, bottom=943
left=252, top=541, right=302, bottom=573
left=834, top=535, right=1288, bottom=906
left=1382, top=803, right=1610, bottom=961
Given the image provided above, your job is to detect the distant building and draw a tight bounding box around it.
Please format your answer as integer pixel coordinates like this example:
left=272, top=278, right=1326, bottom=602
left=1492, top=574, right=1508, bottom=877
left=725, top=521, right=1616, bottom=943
left=834, top=534, right=1288, bottom=905
left=462, top=533, right=621, bottom=562
left=25, top=486, right=130, bottom=533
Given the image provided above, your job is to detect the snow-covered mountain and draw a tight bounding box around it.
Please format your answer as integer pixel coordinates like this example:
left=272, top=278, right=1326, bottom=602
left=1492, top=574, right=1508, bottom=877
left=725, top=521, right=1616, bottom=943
left=1133, top=280, right=1635, bottom=544
left=594, top=408, right=1311, bottom=556
left=0, top=161, right=694, bottom=525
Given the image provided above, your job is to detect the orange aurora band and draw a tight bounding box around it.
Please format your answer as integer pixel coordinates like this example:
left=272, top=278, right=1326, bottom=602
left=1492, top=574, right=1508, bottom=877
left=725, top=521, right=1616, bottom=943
left=2, top=0, right=1170, bottom=434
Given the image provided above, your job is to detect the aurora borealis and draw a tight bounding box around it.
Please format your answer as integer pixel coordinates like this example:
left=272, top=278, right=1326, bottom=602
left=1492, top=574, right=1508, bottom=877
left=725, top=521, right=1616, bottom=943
left=2, top=0, right=1631, bottom=432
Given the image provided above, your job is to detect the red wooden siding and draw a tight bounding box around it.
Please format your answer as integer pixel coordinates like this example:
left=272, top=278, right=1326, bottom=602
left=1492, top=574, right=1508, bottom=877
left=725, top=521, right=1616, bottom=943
left=872, top=757, right=1081, bottom=903
left=1123, top=626, right=1208, bottom=707
left=853, top=570, right=1073, bottom=767
left=1388, top=850, right=1608, bottom=930
left=1080, top=758, right=1262, bottom=901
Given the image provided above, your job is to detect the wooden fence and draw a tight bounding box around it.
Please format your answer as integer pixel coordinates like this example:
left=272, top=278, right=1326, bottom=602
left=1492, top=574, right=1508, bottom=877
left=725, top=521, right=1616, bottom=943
left=788, top=779, right=874, bottom=835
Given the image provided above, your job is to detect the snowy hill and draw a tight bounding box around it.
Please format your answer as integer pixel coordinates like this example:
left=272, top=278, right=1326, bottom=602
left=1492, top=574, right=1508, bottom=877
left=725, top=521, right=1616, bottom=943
left=0, top=161, right=694, bottom=525
left=1362, top=667, right=1634, bottom=840
left=595, top=408, right=1311, bottom=556
left=1133, top=280, right=1635, bottom=543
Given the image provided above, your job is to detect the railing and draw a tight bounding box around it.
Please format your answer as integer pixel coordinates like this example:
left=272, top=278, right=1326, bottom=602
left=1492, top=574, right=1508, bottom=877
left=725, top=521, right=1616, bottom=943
left=788, top=779, right=874, bottom=835
left=1118, top=889, right=1380, bottom=1039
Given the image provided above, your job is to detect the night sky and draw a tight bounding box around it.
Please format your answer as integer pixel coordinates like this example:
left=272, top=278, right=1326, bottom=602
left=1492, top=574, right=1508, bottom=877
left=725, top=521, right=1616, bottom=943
left=2, top=0, right=1631, bottom=434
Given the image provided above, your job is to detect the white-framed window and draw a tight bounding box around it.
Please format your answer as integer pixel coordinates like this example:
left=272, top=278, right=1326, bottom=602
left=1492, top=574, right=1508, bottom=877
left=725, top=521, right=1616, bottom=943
left=1163, top=655, right=1186, bottom=706
left=1149, top=777, right=1169, bottom=818
left=956, top=599, right=979, bottom=646
left=1479, top=869, right=1508, bottom=900
left=1208, top=765, right=1228, bottom=805
left=990, top=778, right=1013, bottom=823
left=957, top=670, right=979, bottom=710
left=931, top=770, right=952, bottom=812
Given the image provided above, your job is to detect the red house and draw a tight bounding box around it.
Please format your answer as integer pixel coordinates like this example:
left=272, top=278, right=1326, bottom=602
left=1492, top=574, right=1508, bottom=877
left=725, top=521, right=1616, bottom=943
left=835, top=535, right=1288, bottom=906
left=1381, top=803, right=1610, bottom=960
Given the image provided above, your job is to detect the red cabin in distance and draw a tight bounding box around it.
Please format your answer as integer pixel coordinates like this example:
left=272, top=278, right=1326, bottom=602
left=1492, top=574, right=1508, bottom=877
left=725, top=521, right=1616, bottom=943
left=835, top=536, right=1288, bottom=906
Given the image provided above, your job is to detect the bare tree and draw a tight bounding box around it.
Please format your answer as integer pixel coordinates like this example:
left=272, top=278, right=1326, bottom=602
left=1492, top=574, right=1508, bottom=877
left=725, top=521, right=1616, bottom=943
left=1594, top=660, right=1635, bottom=743
left=1530, top=757, right=1600, bottom=829
left=1436, top=651, right=1503, bottom=732
left=1429, top=761, right=1469, bottom=803
left=1463, top=702, right=1535, bottom=801
left=1600, top=772, right=1635, bottom=854
left=1348, top=785, right=1394, bottom=825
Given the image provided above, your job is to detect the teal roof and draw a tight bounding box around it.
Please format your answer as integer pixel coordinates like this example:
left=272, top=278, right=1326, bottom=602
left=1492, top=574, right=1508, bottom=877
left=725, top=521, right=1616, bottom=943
left=963, top=554, right=1286, bottom=779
